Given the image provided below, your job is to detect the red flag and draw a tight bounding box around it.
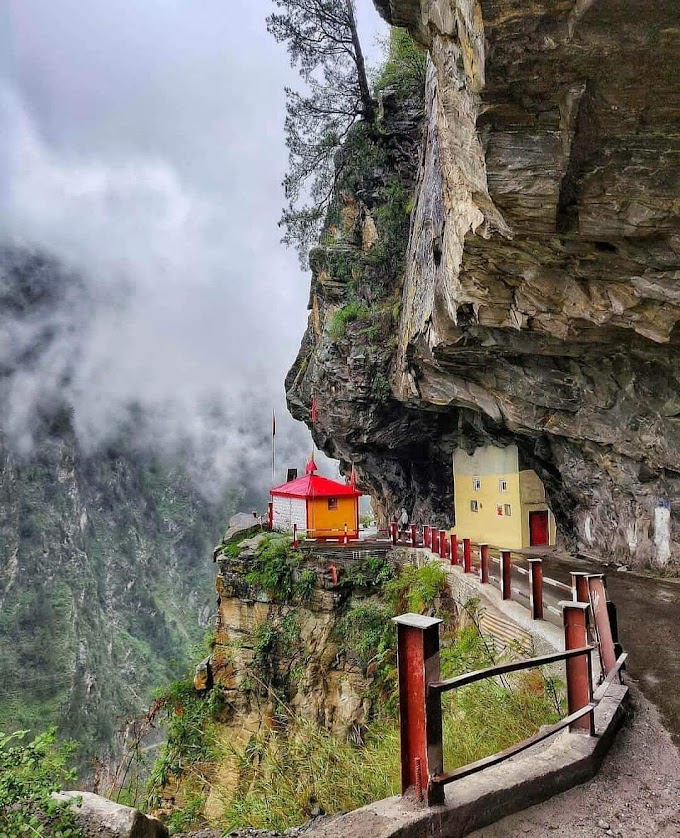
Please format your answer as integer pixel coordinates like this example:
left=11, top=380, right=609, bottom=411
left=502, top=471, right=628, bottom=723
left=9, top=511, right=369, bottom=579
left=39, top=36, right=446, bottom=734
left=272, top=408, right=276, bottom=436
left=310, top=396, right=318, bottom=423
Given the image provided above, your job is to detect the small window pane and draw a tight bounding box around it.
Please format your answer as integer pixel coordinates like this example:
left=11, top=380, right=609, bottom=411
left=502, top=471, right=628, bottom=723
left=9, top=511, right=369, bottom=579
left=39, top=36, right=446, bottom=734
left=499, top=479, right=508, bottom=493
left=470, top=500, right=478, bottom=512
left=328, top=497, right=338, bottom=510
left=472, top=477, right=481, bottom=491
left=504, top=504, right=512, bottom=516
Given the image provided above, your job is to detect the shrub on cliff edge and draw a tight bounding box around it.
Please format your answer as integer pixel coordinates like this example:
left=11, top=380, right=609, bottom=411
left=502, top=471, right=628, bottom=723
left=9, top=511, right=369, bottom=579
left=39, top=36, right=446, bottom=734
left=0, top=728, right=81, bottom=837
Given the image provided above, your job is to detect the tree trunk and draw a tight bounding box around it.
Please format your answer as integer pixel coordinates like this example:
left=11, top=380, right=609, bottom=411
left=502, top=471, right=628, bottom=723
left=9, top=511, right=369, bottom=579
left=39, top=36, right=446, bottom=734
left=345, top=0, right=376, bottom=122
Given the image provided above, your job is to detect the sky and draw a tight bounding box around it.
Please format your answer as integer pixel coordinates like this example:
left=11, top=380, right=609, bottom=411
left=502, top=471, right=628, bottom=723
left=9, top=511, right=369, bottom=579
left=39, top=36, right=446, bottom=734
left=0, top=0, right=387, bottom=499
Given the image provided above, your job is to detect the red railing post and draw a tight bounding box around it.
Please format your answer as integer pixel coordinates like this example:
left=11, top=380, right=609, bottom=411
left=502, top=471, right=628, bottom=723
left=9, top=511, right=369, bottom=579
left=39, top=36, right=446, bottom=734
left=410, top=524, right=417, bottom=548
left=587, top=574, right=618, bottom=677
left=571, top=572, right=590, bottom=604
left=500, top=549, right=512, bottom=599
left=390, top=522, right=398, bottom=545
left=450, top=533, right=458, bottom=566
left=463, top=538, right=472, bottom=573
left=561, top=601, right=594, bottom=734
left=528, top=558, right=544, bottom=620
left=267, top=501, right=273, bottom=530
left=439, top=529, right=447, bottom=559
left=424, top=525, right=430, bottom=548
left=393, top=614, right=444, bottom=805
left=432, top=528, right=439, bottom=555
left=479, top=543, right=490, bottom=583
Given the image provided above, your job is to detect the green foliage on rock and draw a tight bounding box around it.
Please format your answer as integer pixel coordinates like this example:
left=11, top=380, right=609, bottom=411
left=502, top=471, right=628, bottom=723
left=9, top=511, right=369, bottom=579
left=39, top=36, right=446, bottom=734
left=374, top=28, right=427, bottom=99
left=245, top=535, right=300, bottom=601
left=336, top=602, right=395, bottom=674
left=385, top=561, right=448, bottom=614
left=146, top=680, right=220, bottom=811
left=343, top=554, right=396, bottom=589
left=0, top=728, right=81, bottom=838
left=244, top=537, right=320, bottom=605
left=267, top=0, right=376, bottom=259
left=251, top=613, right=301, bottom=696
left=372, top=372, right=392, bottom=401
left=327, top=301, right=371, bottom=340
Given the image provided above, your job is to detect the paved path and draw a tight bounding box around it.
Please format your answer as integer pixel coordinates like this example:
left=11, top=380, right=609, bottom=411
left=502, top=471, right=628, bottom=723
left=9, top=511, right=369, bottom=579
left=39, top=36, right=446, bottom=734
left=511, top=551, right=680, bottom=747
left=469, top=685, right=680, bottom=838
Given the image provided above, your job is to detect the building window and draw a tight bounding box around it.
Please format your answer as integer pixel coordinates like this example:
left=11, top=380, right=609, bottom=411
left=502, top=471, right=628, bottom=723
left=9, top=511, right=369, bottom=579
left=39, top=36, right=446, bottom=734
left=504, top=504, right=512, bottom=516
left=328, top=498, right=338, bottom=510
left=499, top=478, right=508, bottom=493
left=472, top=477, right=481, bottom=491
left=470, top=500, right=479, bottom=513
left=496, top=504, right=504, bottom=516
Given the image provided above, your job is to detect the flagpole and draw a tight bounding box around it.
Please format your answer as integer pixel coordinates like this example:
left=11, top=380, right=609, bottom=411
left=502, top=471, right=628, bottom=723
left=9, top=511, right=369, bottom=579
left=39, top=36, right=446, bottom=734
left=272, top=408, right=276, bottom=486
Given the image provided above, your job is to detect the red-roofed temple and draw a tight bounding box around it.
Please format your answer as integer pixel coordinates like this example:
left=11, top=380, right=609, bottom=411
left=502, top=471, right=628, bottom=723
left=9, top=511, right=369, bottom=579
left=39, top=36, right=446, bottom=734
left=269, top=459, right=361, bottom=540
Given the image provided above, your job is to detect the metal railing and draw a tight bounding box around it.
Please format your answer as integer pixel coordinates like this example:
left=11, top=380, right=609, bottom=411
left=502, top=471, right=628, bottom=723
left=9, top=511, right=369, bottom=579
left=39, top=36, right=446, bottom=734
left=393, top=606, right=627, bottom=805
left=394, top=525, right=622, bottom=665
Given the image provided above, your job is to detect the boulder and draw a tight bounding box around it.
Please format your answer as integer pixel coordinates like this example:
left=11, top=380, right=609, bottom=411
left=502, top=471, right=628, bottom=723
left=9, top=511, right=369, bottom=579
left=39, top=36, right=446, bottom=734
left=52, top=792, right=168, bottom=838
left=213, top=513, right=264, bottom=561
left=193, top=656, right=213, bottom=691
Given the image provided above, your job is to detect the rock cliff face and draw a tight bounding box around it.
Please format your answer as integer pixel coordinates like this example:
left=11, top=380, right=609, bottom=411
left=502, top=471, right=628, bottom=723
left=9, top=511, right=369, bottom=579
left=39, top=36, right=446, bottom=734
left=287, top=1, right=680, bottom=567
left=211, top=537, right=387, bottom=738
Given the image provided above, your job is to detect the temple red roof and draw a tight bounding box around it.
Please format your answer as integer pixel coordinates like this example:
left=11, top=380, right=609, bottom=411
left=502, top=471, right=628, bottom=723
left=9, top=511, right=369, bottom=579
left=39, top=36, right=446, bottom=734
left=270, top=473, right=361, bottom=499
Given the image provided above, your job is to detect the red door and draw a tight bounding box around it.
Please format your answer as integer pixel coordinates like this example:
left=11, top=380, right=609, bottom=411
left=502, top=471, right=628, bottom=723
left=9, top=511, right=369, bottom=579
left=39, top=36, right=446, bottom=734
left=529, top=511, right=549, bottom=546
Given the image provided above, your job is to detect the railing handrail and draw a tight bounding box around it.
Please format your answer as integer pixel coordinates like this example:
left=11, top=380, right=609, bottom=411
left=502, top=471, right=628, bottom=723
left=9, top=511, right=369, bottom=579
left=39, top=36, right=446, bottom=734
left=593, top=652, right=628, bottom=701
left=430, top=650, right=628, bottom=789
left=430, top=703, right=596, bottom=786
left=429, top=645, right=594, bottom=695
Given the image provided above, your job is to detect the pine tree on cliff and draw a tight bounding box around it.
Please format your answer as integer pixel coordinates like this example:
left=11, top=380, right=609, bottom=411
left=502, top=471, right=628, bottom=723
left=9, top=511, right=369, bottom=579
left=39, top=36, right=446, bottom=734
left=267, top=0, right=376, bottom=259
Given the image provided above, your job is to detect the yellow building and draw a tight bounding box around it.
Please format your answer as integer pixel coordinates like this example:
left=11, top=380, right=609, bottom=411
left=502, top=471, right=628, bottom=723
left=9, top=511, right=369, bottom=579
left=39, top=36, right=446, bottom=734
left=453, top=445, right=556, bottom=549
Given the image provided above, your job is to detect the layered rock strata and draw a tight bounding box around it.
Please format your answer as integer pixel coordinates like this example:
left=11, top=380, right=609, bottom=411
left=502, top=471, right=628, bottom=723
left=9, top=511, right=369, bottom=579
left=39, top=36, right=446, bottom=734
left=211, top=537, right=383, bottom=736
left=288, top=0, right=680, bottom=567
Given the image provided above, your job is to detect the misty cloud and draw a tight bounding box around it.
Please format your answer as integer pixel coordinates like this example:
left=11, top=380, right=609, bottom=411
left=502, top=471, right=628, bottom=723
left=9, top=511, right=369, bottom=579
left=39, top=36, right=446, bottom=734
left=1, top=1, right=386, bottom=498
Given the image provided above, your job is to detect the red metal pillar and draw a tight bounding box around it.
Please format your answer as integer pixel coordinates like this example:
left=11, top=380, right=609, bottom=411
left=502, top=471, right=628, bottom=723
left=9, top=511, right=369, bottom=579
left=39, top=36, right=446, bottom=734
left=500, top=549, right=512, bottom=600
left=463, top=538, right=472, bottom=573
left=432, top=528, right=439, bottom=555
left=587, top=575, right=618, bottom=677
left=528, top=558, right=544, bottom=620
left=449, top=533, right=458, bottom=566
left=479, top=543, right=490, bottom=583
left=571, top=572, right=590, bottom=603
left=410, top=524, right=417, bottom=548
left=561, top=601, right=594, bottom=734
left=267, top=501, right=273, bottom=530
left=439, top=530, right=447, bottom=559
left=390, top=522, right=398, bottom=545
left=393, top=614, right=444, bottom=805
left=424, top=526, right=430, bottom=548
